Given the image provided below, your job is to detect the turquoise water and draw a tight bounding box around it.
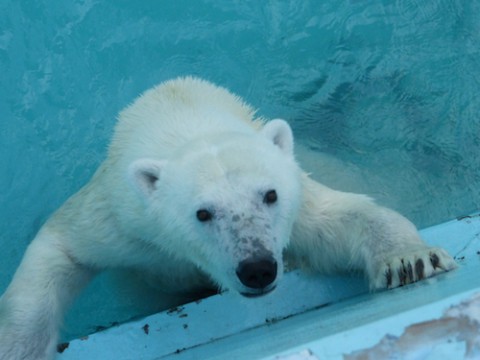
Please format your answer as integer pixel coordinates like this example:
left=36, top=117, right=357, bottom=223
left=1, top=0, right=479, bottom=340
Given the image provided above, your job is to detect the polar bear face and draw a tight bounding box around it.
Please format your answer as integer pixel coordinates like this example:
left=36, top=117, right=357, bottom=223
left=128, top=120, right=302, bottom=297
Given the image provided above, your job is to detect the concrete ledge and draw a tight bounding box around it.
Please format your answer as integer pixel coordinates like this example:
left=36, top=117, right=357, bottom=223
left=57, top=214, right=480, bottom=359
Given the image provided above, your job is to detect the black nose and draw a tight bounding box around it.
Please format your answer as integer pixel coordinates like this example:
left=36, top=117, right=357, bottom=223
left=236, top=257, right=278, bottom=290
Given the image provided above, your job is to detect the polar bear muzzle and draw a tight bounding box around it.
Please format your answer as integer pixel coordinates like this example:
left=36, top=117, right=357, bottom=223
left=236, top=255, right=278, bottom=297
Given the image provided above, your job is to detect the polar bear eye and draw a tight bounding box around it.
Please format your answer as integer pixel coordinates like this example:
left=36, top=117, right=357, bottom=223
left=196, top=209, right=213, bottom=222
left=263, top=190, right=278, bottom=205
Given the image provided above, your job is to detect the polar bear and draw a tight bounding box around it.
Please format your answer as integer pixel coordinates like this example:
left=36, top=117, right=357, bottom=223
left=0, top=77, right=456, bottom=360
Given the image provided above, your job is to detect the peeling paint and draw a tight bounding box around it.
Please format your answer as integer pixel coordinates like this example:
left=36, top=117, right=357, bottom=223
left=345, top=292, right=480, bottom=360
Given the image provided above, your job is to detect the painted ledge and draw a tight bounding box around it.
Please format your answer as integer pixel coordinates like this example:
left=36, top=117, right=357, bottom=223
left=57, top=213, right=480, bottom=360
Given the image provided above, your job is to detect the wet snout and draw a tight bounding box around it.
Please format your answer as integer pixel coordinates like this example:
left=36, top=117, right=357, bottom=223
left=236, top=255, right=278, bottom=297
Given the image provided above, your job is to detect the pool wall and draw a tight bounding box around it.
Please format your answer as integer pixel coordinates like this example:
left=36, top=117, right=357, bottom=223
left=57, top=214, right=480, bottom=359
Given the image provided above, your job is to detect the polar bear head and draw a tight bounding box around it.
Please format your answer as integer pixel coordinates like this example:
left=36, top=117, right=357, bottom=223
left=128, top=119, right=301, bottom=297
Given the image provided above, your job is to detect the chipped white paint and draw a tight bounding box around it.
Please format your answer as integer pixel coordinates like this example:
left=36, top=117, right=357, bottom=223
left=344, top=291, right=480, bottom=359
left=274, top=349, right=319, bottom=360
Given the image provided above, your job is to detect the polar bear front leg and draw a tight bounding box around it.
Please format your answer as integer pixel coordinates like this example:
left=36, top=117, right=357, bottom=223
left=0, top=229, right=94, bottom=360
left=287, top=174, right=457, bottom=290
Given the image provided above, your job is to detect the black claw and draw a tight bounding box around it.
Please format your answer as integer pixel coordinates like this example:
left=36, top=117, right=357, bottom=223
left=407, top=262, right=414, bottom=283
left=415, top=259, right=425, bottom=280
left=398, top=261, right=407, bottom=286
left=430, top=253, right=440, bottom=269
left=386, top=267, right=392, bottom=287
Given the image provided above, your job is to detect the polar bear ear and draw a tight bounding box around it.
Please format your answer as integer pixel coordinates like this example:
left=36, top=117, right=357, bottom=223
left=128, top=158, right=167, bottom=199
left=261, top=119, right=294, bottom=156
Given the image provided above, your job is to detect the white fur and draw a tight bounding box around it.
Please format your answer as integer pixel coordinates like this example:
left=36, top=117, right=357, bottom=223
left=0, top=77, right=456, bottom=359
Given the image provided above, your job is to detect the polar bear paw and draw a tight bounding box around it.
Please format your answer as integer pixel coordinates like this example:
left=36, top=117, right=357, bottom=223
left=371, top=247, right=457, bottom=290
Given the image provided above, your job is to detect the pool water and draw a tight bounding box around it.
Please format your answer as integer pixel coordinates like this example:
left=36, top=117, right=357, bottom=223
left=1, top=0, right=479, bottom=341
